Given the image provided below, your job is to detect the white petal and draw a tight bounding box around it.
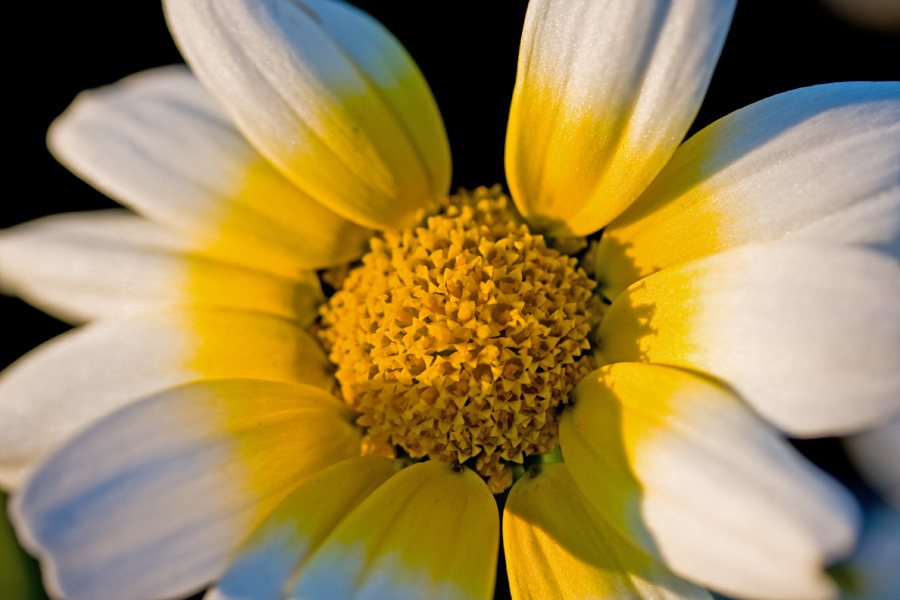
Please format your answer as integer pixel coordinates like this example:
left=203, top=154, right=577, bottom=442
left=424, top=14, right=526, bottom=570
left=164, top=0, right=450, bottom=230
left=0, top=309, right=333, bottom=488
left=506, top=0, right=736, bottom=236
left=597, top=81, right=900, bottom=297
left=598, top=242, right=900, bottom=436
left=0, top=210, right=321, bottom=324
left=561, top=363, right=859, bottom=600
left=10, top=379, right=360, bottom=600
left=844, top=415, right=900, bottom=509
left=48, top=65, right=371, bottom=273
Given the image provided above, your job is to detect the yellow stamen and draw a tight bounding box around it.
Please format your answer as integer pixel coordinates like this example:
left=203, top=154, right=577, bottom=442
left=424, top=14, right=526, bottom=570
left=318, top=186, right=600, bottom=492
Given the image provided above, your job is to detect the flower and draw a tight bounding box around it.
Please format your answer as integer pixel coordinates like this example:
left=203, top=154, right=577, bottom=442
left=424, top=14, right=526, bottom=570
left=1, top=1, right=898, bottom=599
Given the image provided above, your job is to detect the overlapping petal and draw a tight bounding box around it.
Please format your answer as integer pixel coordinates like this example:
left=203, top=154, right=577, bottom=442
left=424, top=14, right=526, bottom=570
left=290, top=461, right=498, bottom=600
left=595, top=81, right=900, bottom=297
left=209, top=457, right=402, bottom=600
left=597, top=242, right=900, bottom=436
left=504, top=462, right=711, bottom=600
left=0, top=210, right=321, bottom=325
left=560, top=363, right=858, bottom=600
left=164, top=0, right=450, bottom=230
left=506, top=0, right=735, bottom=237
left=0, top=309, right=333, bottom=488
left=48, top=65, right=371, bottom=274
left=10, top=379, right=361, bottom=600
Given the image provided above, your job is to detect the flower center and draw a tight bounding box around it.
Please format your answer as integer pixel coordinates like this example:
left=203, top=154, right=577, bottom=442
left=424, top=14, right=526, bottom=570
left=317, top=186, right=600, bottom=492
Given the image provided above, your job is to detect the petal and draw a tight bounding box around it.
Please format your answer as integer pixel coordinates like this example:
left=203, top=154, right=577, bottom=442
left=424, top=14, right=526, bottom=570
left=48, top=65, right=372, bottom=273
left=290, top=461, right=498, bottom=600
left=505, top=0, right=735, bottom=237
left=10, top=378, right=361, bottom=600
left=844, top=415, right=900, bottom=509
left=597, top=81, right=900, bottom=297
left=503, top=462, right=711, bottom=600
left=597, top=242, right=900, bottom=436
left=0, top=309, right=333, bottom=488
left=0, top=210, right=321, bottom=325
left=164, top=0, right=450, bottom=230
left=209, top=456, right=402, bottom=600
left=560, top=363, right=859, bottom=600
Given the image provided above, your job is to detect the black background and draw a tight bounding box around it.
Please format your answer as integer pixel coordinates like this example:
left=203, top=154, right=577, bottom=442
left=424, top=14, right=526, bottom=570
left=2, top=1, right=898, bottom=598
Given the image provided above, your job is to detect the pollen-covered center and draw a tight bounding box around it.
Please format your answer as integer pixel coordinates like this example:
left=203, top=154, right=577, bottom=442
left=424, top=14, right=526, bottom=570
left=317, top=186, right=599, bottom=492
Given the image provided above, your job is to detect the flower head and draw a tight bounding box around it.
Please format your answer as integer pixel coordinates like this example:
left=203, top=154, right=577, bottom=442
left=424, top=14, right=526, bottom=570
left=1, top=1, right=899, bottom=600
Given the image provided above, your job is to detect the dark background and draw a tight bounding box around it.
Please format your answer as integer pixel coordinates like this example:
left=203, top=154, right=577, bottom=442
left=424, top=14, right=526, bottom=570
left=2, top=1, right=898, bottom=599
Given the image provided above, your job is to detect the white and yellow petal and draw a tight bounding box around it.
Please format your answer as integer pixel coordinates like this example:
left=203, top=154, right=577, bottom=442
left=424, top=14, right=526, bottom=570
left=503, top=462, right=711, bottom=600
left=48, top=65, right=371, bottom=274
left=597, top=241, right=900, bottom=436
left=0, top=210, right=321, bottom=325
left=506, top=0, right=735, bottom=237
left=164, top=0, right=450, bottom=230
left=596, top=81, right=900, bottom=297
left=560, top=363, right=859, bottom=600
left=0, top=309, right=333, bottom=488
left=290, top=461, right=498, bottom=600
left=10, top=379, right=361, bottom=600
left=209, top=456, right=402, bottom=600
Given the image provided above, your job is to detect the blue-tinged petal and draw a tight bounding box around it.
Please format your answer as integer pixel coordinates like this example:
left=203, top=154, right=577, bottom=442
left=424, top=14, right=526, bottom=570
left=290, top=461, right=498, bottom=600
left=837, top=505, right=900, bottom=600
left=208, top=457, right=402, bottom=600
left=10, top=379, right=361, bottom=600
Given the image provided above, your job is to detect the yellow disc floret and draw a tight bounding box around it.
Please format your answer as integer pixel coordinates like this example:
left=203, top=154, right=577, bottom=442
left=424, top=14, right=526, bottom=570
left=317, top=186, right=599, bottom=492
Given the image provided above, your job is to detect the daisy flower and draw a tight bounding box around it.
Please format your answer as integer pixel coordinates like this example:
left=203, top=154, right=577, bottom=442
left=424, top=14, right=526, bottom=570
left=2, top=1, right=899, bottom=599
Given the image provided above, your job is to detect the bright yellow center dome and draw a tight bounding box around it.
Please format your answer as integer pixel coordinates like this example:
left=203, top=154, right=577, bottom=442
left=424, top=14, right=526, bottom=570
left=317, top=186, right=601, bottom=492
